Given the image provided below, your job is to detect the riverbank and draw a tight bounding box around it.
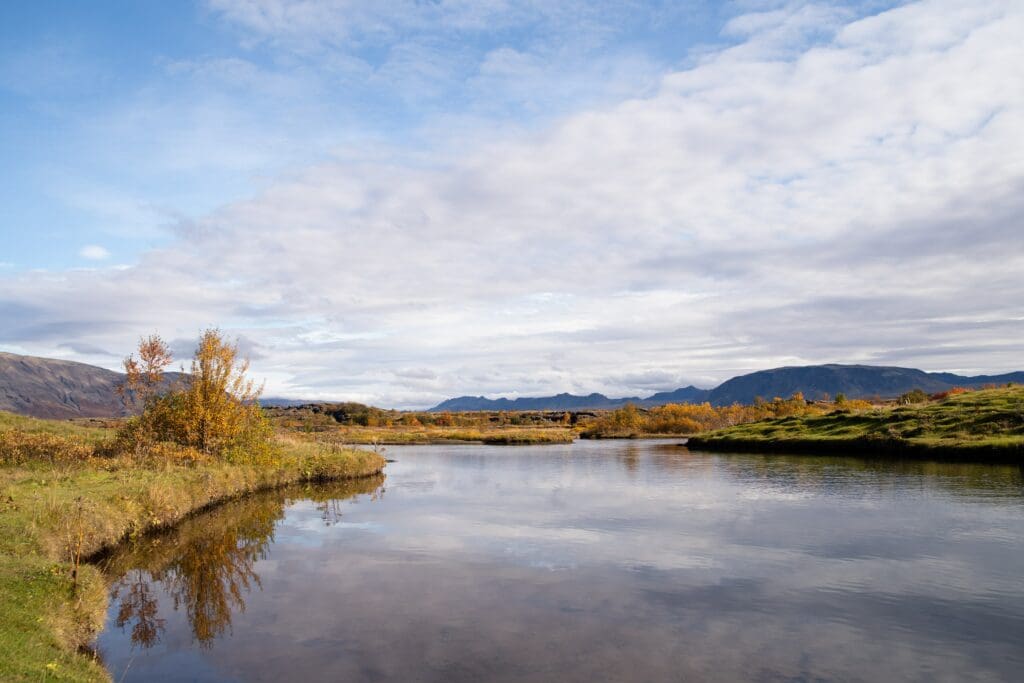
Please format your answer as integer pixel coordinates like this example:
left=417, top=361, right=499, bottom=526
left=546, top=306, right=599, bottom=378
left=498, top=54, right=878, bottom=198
left=581, top=432, right=695, bottom=440
left=0, top=414, right=385, bottom=682
left=688, top=386, right=1024, bottom=461
left=296, top=425, right=576, bottom=445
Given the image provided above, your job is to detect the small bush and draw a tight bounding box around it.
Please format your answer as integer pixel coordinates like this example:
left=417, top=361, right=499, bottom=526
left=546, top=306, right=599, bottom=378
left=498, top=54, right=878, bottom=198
left=898, top=389, right=929, bottom=404
left=0, top=430, right=93, bottom=466
left=141, top=442, right=210, bottom=466
left=931, top=387, right=971, bottom=401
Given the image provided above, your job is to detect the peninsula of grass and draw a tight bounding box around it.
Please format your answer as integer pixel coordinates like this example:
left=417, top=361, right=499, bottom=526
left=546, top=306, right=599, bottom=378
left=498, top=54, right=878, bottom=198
left=304, top=425, right=576, bottom=446
left=688, top=386, right=1024, bottom=461
left=0, top=412, right=384, bottom=682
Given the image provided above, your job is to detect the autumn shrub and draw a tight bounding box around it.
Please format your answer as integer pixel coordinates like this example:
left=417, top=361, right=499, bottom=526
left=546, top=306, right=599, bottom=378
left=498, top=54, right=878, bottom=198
left=646, top=414, right=703, bottom=434
left=114, top=329, right=274, bottom=464
left=898, top=389, right=930, bottom=404
left=932, top=387, right=971, bottom=401
left=220, top=411, right=278, bottom=467
left=581, top=393, right=826, bottom=437
left=433, top=412, right=455, bottom=427
left=646, top=403, right=719, bottom=433
left=0, top=430, right=94, bottom=466
left=838, top=398, right=874, bottom=411
left=139, top=441, right=209, bottom=466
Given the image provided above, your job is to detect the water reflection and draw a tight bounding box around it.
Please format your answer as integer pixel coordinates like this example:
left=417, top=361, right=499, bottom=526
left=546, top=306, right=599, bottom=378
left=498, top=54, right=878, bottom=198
left=102, top=476, right=384, bottom=650
left=636, top=443, right=1024, bottom=499
left=95, top=444, right=1024, bottom=682
left=113, top=570, right=164, bottom=649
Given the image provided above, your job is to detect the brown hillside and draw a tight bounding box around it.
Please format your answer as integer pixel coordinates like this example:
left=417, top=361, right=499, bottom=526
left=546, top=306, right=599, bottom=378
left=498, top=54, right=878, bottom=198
left=0, top=352, right=186, bottom=419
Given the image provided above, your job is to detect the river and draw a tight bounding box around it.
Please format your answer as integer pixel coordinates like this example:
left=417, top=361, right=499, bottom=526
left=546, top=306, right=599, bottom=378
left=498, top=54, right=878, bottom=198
left=97, top=440, right=1024, bottom=681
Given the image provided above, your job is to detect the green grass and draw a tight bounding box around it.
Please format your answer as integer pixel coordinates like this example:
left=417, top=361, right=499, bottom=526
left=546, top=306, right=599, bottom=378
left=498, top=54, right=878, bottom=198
left=688, top=386, right=1024, bottom=459
left=0, top=412, right=111, bottom=443
left=0, top=554, right=108, bottom=682
left=0, top=416, right=386, bottom=682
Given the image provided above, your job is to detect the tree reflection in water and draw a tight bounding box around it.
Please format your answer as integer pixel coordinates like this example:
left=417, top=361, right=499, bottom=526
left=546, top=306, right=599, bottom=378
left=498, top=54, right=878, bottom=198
left=103, top=476, right=385, bottom=650
left=112, top=570, right=164, bottom=649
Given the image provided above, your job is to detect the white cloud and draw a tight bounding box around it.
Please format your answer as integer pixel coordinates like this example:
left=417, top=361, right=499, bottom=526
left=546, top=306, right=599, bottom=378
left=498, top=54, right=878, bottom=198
left=79, top=245, right=111, bottom=260
left=2, top=0, right=1023, bottom=407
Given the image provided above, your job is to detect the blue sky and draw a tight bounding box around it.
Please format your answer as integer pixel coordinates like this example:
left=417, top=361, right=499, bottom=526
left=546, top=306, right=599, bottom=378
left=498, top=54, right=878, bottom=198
left=1, top=0, right=1022, bottom=407
left=1, top=0, right=737, bottom=270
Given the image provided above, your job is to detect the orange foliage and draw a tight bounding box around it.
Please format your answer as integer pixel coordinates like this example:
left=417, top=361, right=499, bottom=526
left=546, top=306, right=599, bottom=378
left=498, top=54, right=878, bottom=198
left=119, top=334, right=174, bottom=404
left=583, top=393, right=826, bottom=436
left=931, top=386, right=971, bottom=401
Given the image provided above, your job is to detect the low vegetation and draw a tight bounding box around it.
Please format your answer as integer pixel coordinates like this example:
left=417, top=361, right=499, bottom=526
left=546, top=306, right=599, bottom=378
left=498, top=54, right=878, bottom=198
left=266, top=403, right=579, bottom=444
left=688, top=385, right=1024, bottom=459
left=265, top=391, right=887, bottom=444
left=579, top=393, right=859, bottom=438
left=266, top=403, right=582, bottom=429
left=266, top=395, right=859, bottom=443
left=0, top=331, right=385, bottom=681
left=290, top=424, right=575, bottom=446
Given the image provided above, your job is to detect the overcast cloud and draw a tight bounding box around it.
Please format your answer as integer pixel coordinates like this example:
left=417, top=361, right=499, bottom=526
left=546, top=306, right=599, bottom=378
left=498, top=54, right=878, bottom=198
left=1, top=0, right=1022, bottom=407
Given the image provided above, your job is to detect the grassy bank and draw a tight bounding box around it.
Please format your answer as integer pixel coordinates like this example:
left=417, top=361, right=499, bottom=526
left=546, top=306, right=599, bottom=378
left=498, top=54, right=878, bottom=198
left=299, top=425, right=576, bottom=445
left=0, top=413, right=385, bottom=682
left=688, top=386, right=1024, bottom=460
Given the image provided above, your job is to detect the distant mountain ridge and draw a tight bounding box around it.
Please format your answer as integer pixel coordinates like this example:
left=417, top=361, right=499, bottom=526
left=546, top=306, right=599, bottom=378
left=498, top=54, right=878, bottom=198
left=429, top=392, right=644, bottom=412
left=431, top=385, right=712, bottom=412
left=2, top=352, right=1022, bottom=418
left=0, top=352, right=184, bottom=419
left=258, top=397, right=315, bottom=408
left=430, top=364, right=1024, bottom=411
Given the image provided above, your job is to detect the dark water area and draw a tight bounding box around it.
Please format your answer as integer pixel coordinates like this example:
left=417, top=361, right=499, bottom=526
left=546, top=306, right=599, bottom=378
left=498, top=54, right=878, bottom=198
left=96, top=441, right=1024, bottom=682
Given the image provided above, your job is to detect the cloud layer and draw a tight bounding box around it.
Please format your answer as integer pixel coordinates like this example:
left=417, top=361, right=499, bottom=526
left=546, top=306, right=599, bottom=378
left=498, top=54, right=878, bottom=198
left=1, top=0, right=1022, bottom=407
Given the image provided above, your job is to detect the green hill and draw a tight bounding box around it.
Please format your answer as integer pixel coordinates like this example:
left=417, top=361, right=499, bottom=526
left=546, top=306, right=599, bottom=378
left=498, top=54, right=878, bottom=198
left=688, top=386, right=1024, bottom=460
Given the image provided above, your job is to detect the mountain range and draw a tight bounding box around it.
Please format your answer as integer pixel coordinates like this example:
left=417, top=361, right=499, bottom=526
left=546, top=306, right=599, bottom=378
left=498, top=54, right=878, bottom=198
left=429, top=364, right=1024, bottom=411
left=1, top=351, right=1022, bottom=419
left=0, top=352, right=185, bottom=419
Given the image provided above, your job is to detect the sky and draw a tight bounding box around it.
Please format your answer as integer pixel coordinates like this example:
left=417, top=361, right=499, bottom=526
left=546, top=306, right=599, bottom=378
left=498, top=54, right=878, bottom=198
left=1, top=0, right=1022, bottom=408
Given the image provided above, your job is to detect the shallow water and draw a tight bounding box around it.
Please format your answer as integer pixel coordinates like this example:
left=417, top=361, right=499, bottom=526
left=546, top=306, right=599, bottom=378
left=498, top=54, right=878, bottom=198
left=97, top=441, right=1024, bottom=682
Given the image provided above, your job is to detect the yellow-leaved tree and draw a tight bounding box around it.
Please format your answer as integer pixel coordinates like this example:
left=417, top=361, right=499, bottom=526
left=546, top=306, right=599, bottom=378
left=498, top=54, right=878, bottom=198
left=117, top=329, right=272, bottom=462
left=116, top=334, right=175, bottom=454
left=118, top=334, right=174, bottom=406
left=182, top=329, right=266, bottom=456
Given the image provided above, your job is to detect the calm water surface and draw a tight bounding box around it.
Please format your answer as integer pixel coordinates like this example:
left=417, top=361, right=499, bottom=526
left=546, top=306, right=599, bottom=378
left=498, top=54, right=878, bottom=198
left=97, top=441, right=1024, bottom=682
